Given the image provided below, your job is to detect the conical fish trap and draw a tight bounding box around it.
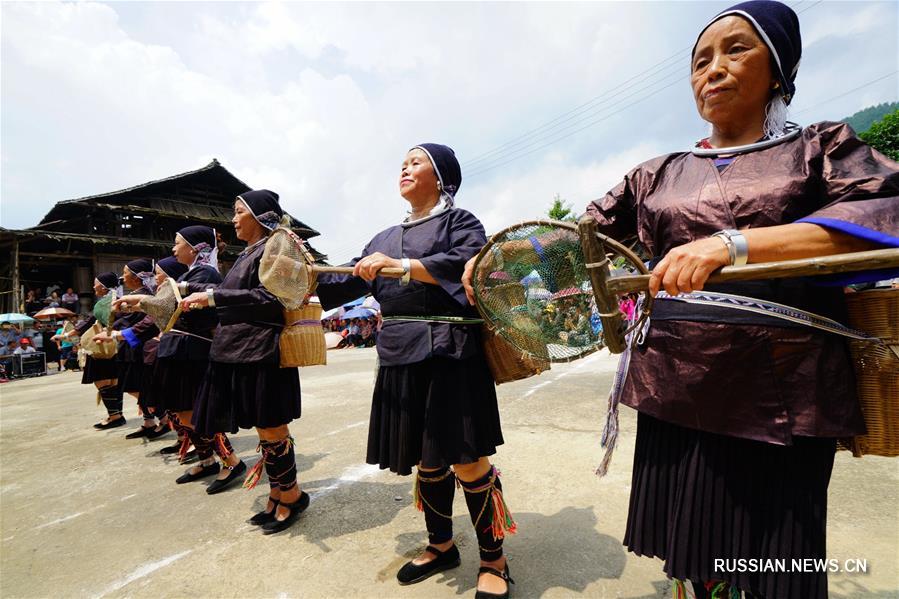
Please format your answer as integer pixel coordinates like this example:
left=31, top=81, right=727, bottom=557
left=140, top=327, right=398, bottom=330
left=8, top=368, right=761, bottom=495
left=260, top=226, right=317, bottom=310
left=280, top=302, right=326, bottom=367
left=139, top=278, right=183, bottom=333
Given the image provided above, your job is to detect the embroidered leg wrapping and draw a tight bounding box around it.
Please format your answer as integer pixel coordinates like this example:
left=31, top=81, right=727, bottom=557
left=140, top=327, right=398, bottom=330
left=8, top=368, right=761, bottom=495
left=460, top=466, right=516, bottom=561
left=211, top=433, right=234, bottom=461
left=413, top=466, right=455, bottom=545
left=99, top=384, right=123, bottom=416
left=190, top=431, right=214, bottom=462
left=269, top=437, right=298, bottom=493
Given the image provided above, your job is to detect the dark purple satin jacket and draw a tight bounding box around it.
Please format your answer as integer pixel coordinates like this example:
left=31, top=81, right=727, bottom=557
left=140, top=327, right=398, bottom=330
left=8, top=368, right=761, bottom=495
left=587, top=121, right=898, bottom=445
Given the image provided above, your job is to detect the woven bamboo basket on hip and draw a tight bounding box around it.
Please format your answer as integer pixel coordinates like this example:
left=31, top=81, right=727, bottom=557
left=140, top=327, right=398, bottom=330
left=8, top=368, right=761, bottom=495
left=280, top=302, right=327, bottom=368
left=480, top=282, right=550, bottom=384
left=838, top=288, right=899, bottom=457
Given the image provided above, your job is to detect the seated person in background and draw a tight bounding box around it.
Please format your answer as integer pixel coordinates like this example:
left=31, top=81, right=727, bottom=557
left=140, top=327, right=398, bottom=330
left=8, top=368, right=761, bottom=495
left=0, top=322, right=19, bottom=347
left=14, top=338, right=36, bottom=355
left=62, top=288, right=79, bottom=313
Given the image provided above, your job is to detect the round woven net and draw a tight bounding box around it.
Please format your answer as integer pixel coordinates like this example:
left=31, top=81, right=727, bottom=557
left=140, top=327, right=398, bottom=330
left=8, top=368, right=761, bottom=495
left=139, top=278, right=182, bottom=332
left=473, top=221, right=602, bottom=362
left=259, top=226, right=316, bottom=309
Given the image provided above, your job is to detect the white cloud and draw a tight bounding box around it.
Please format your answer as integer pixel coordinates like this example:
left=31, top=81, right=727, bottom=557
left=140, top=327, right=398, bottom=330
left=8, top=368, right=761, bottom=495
left=1, top=1, right=895, bottom=266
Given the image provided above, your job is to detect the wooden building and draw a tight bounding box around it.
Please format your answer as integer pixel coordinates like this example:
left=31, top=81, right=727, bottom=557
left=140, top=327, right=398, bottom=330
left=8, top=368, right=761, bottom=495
left=0, top=160, right=324, bottom=313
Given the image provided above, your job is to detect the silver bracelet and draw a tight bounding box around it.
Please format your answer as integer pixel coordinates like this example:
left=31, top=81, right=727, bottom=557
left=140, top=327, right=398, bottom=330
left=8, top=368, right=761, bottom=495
left=712, top=229, right=749, bottom=266
left=400, top=258, right=412, bottom=286
left=206, top=288, right=216, bottom=308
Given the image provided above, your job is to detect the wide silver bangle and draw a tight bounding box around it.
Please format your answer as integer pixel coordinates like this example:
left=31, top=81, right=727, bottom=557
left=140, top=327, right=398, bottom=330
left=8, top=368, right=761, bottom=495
left=206, top=289, right=216, bottom=308
left=712, top=229, right=749, bottom=266
left=400, top=258, right=412, bottom=286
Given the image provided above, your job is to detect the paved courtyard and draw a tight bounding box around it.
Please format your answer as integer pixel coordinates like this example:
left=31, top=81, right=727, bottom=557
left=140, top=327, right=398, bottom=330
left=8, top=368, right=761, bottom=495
left=1, top=348, right=896, bottom=598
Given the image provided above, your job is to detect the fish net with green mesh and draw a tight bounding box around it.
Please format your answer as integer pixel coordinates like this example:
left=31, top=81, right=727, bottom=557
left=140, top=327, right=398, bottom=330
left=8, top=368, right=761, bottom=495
left=472, top=221, right=605, bottom=362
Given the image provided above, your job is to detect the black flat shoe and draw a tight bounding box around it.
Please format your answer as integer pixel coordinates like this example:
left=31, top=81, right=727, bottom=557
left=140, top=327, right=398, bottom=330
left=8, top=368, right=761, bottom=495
left=175, top=462, right=220, bottom=484
left=474, top=564, right=514, bottom=599
left=159, top=440, right=183, bottom=455
left=146, top=426, right=171, bottom=440
left=261, top=491, right=309, bottom=535
left=397, top=544, right=461, bottom=585
left=94, top=417, right=126, bottom=430
left=125, top=426, right=154, bottom=439
left=248, top=497, right=280, bottom=526
left=206, top=461, right=247, bottom=495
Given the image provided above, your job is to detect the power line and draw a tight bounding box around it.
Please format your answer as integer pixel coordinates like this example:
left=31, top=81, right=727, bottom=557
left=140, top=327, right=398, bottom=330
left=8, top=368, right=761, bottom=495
left=461, top=0, right=821, bottom=178
left=792, top=71, right=898, bottom=116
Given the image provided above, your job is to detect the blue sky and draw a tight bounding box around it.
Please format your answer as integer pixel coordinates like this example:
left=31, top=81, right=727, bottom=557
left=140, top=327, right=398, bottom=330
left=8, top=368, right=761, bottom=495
left=1, top=1, right=896, bottom=263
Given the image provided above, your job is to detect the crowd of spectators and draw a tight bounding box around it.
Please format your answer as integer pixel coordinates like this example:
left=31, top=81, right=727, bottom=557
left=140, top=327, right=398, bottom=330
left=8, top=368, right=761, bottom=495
left=22, top=285, right=82, bottom=316
left=323, top=315, right=381, bottom=349
left=0, top=317, right=79, bottom=381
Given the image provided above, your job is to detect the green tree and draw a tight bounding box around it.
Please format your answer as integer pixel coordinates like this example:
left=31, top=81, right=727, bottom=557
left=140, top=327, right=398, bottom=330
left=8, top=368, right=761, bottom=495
left=547, top=194, right=577, bottom=222
left=842, top=102, right=899, bottom=134
left=859, top=109, right=899, bottom=161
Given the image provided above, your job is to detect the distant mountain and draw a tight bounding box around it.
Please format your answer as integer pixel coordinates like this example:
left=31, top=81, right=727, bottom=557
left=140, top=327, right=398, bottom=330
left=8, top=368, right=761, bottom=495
left=841, top=102, right=899, bottom=134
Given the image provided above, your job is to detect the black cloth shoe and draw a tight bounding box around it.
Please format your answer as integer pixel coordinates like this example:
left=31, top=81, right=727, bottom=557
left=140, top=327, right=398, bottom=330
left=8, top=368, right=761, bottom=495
left=261, top=491, right=310, bottom=535
left=125, top=425, right=154, bottom=439
left=248, top=497, right=280, bottom=526
left=159, top=440, right=182, bottom=455
left=146, top=426, right=171, bottom=440
left=175, top=462, right=220, bottom=484
left=94, top=417, right=126, bottom=430
left=397, top=544, right=461, bottom=585
left=206, top=461, right=247, bottom=495
left=474, top=564, right=514, bottom=599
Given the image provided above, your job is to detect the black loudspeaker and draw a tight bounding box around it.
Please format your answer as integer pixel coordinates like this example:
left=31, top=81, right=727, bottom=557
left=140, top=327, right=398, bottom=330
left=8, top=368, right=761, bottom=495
left=13, top=353, right=47, bottom=377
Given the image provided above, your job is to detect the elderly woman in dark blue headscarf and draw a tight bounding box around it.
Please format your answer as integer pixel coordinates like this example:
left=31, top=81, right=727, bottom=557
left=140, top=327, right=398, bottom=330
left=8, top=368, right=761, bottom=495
left=317, top=144, right=516, bottom=598
left=457, top=2, right=895, bottom=598
left=63, top=271, right=125, bottom=428
left=179, top=191, right=305, bottom=533
left=121, top=256, right=190, bottom=442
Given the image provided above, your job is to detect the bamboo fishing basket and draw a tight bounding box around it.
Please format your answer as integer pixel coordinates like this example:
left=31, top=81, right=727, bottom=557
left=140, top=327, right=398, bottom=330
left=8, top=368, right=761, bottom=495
left=279, top=302, right=327, bottom=368
left=480, top=282, right=551, bottom=384
left=839, top=288, right=899, bottom=457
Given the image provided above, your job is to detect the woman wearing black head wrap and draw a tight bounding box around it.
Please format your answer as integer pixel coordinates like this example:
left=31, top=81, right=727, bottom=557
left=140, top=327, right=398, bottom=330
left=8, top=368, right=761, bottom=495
left=123, top=257, right=189, bottom=443
left=458, top=2, right=895, bottom=597
left=62, top=271, right=127, bottom=428
left=180, top=191, right=304, bottom=528
left=120, top=226, right=245, bottom=487
left=316, top=144, right=514, bottom=598
left=92, top=258, right=167, bottom=437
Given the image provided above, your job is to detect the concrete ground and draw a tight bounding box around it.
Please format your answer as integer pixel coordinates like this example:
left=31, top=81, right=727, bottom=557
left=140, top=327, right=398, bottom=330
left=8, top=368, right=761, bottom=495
left=0, top=348, right=896, bottom=599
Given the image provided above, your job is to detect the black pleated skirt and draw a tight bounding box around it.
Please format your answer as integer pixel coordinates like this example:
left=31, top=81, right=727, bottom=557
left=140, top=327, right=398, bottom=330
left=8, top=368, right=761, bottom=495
left=137, top=359, right=164, bottom=416
left=117, top=360, right=145, bottom=394
left=192, top=361, right=301, bottom=434
left=81, top=356, right=118, bottom=384
left=367, top=355, right=504, bottom=476
left=624, top=412, right=836, bottom=599
left=155, top=358, right=208, bottom=413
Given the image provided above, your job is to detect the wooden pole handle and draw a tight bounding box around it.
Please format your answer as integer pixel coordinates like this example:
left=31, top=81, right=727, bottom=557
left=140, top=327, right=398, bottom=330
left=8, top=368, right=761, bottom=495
left=605, top=248, right=899, bottom=294
left=312, top=266, right=407, bottom=277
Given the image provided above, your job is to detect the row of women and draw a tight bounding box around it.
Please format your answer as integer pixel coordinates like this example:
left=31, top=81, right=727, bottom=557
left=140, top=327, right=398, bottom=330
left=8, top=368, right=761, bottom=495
left=67, top=1, right=897, bottom=597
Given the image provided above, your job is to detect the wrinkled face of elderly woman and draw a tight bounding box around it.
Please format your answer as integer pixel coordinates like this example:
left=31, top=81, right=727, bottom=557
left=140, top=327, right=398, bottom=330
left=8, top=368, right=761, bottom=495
left=122, top=266, right=141, bottom=290
left=153, top=265, right=169, bottom=287
left=232, top=200, right=265, bottom=243
left=399, top=148, right=440, bottom=205
left=691, top=16, right=776, bottom=131
left=172, top=234, right=195, bottom=266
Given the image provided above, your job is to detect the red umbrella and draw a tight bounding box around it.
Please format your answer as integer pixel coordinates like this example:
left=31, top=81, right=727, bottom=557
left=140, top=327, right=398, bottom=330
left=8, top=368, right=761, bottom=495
left=33, top=307, right=76, bottom=320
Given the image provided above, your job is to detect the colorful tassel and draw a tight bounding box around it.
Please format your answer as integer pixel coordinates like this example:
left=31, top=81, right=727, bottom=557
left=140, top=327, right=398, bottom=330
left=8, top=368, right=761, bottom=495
left=96, top=391, right=102, bottom=406
left=488, top=484, right=517, bottom=540
left=673, top=579, right=688, bottom=599
left=243, top=457, right=265, bottom=490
